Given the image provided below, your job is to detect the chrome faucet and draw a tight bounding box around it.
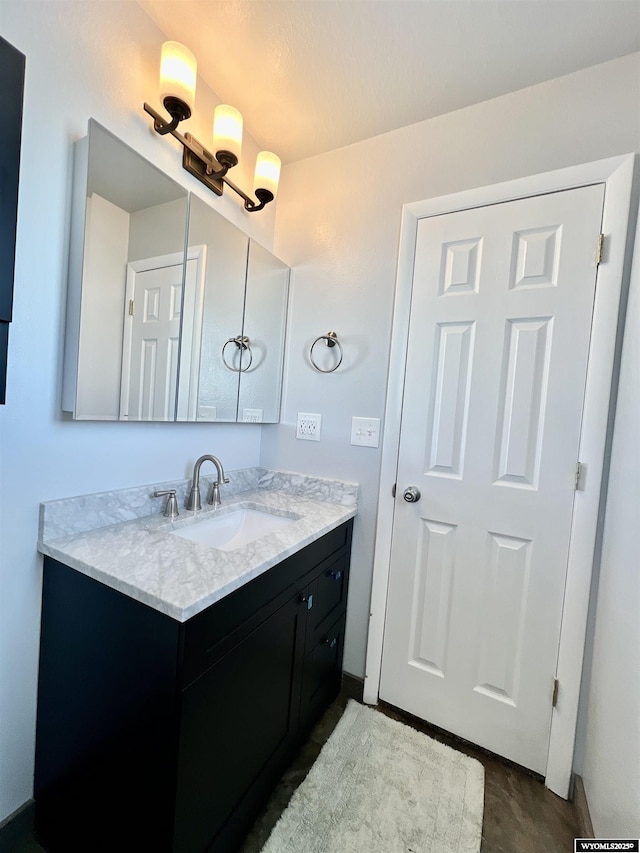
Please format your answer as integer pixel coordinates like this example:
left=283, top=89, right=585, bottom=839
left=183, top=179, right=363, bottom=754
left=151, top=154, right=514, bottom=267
left=186, top=455, right=230, bottom=511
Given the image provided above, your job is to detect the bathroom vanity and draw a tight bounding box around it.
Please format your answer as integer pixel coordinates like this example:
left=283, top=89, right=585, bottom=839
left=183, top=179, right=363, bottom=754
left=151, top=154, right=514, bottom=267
left=34, top=471, right=356, bottom=852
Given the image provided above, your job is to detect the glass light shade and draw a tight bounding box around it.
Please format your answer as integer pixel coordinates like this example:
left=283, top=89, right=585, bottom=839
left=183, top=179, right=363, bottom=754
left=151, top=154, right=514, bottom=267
left=159, top=41, right=197, bottom=112
left=213, top=105, right=243, bottom=160
left=254, top=151, right=281, bottom=198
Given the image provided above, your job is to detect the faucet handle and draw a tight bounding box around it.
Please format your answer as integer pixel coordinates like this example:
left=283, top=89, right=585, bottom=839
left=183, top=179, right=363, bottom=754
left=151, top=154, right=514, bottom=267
left=154, top=489, right=179, bottom=518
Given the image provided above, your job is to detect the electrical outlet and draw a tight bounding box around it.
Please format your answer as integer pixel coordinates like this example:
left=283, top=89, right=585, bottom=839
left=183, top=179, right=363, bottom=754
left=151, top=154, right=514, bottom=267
left=242, top=408, right=263, bottom=423
left=351, top=416, right=381, bottom=447
left=197, top=405, right=217, bottom=421
left=296, top=413, right=322, bottom=441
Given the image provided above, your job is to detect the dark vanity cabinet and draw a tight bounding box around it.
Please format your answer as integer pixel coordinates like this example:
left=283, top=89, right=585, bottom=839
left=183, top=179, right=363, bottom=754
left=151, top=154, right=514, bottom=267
left=34, top=520, right=353, bottom=852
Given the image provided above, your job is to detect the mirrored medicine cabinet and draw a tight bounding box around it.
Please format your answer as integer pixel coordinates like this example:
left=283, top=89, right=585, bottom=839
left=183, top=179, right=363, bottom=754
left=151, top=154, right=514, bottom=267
left=62, top=120, right=290, bottom=423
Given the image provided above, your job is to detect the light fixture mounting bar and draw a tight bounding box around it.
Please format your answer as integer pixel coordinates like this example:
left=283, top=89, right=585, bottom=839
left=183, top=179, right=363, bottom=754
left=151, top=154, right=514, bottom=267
left=182, top=133, right=224, bottom=196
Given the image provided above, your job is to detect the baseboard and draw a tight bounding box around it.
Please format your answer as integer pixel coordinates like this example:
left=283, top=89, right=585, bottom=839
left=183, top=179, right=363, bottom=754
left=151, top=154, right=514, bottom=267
left=0, top=799, right=35, bottom=849
left=341, top=671, right=364, bottom=702
left=573, top=774, right=594, bottom=838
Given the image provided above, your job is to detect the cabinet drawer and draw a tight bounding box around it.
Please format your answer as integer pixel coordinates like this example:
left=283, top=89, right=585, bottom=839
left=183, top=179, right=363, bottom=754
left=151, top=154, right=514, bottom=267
left=181, top=571, right=295, bottom=689
left=306, top=553, right=349, bottom=648
left=299, top=614, right=346, bottom=736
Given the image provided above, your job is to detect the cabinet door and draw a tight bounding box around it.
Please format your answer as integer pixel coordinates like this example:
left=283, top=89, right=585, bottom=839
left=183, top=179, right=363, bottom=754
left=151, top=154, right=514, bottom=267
left=186, top=194, right=248, bottom=423
left=174, top=592, right=306, bottom=853
left=35, top=560, right=181, bottom=853
left=237, top=239, right=289, bottom=423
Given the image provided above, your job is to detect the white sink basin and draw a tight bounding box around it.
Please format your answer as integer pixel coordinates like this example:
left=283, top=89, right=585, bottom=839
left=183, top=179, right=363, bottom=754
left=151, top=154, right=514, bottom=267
left=171, top=507, right=296, bottom=552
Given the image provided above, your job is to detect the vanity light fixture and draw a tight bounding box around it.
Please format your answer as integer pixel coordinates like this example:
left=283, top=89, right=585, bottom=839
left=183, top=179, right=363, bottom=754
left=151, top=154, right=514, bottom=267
left=144, top=41, right=281, bottom=213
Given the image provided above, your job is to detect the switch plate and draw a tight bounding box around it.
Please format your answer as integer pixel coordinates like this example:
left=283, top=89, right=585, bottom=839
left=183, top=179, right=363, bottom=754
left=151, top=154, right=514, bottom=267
left=351, top=416, right=380, bottom=447
left=242, top=408, right=263, bottom=423
left=296, top=413, right=321, bottom=441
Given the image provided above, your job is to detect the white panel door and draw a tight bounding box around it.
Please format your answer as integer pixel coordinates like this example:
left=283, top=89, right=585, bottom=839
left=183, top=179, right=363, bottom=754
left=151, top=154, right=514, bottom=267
left=379, top=185, right=605, bottom=773
left=121, top=263, right=184, bottom=421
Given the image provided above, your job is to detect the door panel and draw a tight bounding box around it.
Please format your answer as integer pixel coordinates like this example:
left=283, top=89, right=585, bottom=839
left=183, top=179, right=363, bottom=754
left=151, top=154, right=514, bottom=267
left=408, top=518, right=457, bottom=678
left=380, top=184, right=605, bottom=773
left=121, top=259, right=199, bottom=422
left=426, top=320, right=475, bottom=477
left=494, top=317, right=552, bottom=488
left=122, top=263, right=183, bottom=421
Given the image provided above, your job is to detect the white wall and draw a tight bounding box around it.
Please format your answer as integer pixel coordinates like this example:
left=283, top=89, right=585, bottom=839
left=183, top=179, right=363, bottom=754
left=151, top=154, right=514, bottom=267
left=128, top=198, right=187, bottom=260
left=0, top=0, right=275, bottom=823
left=265, top=51, right=640, bottom=679
left=578, top=213, right=640, bottom=836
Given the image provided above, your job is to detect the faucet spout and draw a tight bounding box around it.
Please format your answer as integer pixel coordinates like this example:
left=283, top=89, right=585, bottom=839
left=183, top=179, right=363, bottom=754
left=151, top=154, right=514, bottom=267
left=186, top=455, right=230, bottom=511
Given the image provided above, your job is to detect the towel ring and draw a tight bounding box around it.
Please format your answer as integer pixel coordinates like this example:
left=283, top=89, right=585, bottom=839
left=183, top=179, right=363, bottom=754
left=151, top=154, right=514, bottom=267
left=222, top=336, right=253, bottom=372
left=310, top=331, right=343, bottom=373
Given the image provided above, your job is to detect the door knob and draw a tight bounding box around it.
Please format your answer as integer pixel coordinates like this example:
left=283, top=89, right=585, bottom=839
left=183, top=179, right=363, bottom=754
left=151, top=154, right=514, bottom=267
left=403, top=486, right=421, bottom=503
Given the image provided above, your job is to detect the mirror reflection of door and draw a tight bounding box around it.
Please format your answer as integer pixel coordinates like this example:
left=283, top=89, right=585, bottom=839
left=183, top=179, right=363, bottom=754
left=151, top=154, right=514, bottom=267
left=120, top=256, right=181, bottom=421
left=120, top=249, right=206, bottom=421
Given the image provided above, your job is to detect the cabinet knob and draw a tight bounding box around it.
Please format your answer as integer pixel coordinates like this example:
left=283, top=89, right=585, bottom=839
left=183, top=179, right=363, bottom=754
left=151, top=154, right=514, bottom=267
left=300, top=593, right=313, bottom=610
left=328, top=570, right=342, bottom=581
left=323, top=637, right=338, bottom=649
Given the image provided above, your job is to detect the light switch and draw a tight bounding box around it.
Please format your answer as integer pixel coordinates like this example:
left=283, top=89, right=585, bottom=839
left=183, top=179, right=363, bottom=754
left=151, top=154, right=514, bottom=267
left=351, top=417, right=381, bottom=447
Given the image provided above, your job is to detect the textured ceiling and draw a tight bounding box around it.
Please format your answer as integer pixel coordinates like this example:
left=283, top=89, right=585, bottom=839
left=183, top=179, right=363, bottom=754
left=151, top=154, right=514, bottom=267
left=137, top=0, right=640, bottom=164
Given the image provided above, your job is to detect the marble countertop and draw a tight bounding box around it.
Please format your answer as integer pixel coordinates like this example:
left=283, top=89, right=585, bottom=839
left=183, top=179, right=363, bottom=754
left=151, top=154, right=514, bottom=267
left=38, top=470, right=357, bottom=622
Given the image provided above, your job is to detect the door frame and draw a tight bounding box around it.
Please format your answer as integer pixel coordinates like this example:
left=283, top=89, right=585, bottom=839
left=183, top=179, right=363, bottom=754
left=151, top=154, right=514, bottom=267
left=364, top=154, right=636, bottom=798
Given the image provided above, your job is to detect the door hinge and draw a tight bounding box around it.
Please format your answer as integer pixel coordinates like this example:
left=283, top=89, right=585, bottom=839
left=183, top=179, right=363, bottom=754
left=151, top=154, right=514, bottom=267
left=129, top=299, right=135, bottom=316
left=552, top=678, right=560, bottom=708
left=595, top=233, right=605, bottom=265
left=392, top=483, right=396, bottom=498
left=574, top=461, right=584, bottom=491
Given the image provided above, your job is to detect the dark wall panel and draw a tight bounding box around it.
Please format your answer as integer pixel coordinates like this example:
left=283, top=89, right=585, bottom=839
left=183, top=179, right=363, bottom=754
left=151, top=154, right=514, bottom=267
left=0, top=35, right=26, bottom=402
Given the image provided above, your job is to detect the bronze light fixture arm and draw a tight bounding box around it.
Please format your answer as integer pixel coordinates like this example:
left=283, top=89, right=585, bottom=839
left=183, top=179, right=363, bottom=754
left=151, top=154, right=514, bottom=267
left=143, top=102, right=231, bottom=178
left=144, top=99, right=185, bottom=136
left=143, top=101, right=273, bottom=211
left=222, top=176, right=274, bottom=212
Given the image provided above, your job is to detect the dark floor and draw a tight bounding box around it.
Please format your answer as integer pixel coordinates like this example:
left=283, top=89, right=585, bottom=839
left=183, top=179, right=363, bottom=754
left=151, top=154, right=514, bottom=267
left=239, top=694, right=582, bottom=853
left=11, top=694, right=581, bottom=853
left=377, top=700, right=582, bottom=853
